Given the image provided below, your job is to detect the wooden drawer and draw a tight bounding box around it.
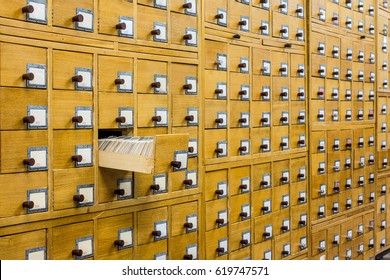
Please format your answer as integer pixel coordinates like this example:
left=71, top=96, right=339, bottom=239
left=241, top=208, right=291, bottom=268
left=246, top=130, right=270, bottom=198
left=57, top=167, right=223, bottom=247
left=251, top=6, right=270, bottom=36
left=133, top=172, right=169, bottom=197
left=253, top=188, right=272, bottom=217
left=204, top=0, right=228, bottom=26
left=205, top=227, right=228, bottom=259
left=311, top=77, right=325, bottom=99
left=171, top=12, right=198, bottom=47
left=273, top=184, right=290, bottom=212
left=53, top=167, right=94, bottom=210
left=98, top=168, right=133, bottom=203
left=290, top=181, right=307, bottom=207
left=170, top=232, right=198, bottom=260
left=0, top=229, right=47, bottom=260
left=252, top=127, right=271, bottom=154
left=272, top=159, right=289, bottom=187
left=98, top=0, right=134, bottom=37
left=0, top=130, right=48, bottom=173
left=0, top=88, right=48, bottom=130
left=96, top=213, right=134, bottom=260
left=0, top=0, right=48, bottom=24
left=312, top=229, right=327, bottom=257
left=228, top=44, right=250, bottom=73
left=172, top=96, right=199, bottom=127
left=272, top=11, right=289, bottom=40
left=290, top=125, right=306, bottom=150
left=137, top=60, right=168, bottom=94
left=171, top=0, right=198, bottom=16
left=291, top=204, right=307, bottom=231
left=137, top=207, right=168, bottom=246
left=252, top=101, right=271, bottom=127
left=229, top=128, right=250, bottom=157
left=53, top=0, right=94, bottom=32
left=0, top=43, right=47, bottom=88
left=231, top=246, right=251, bottom=260
left=53, top=50, right=93, bottom=91
left=136, top=240, right=168, bottom=260
left=230, top=193, right=250, bottom=223
left=172, top=63, right=198, bottom=96
left=253, top=239, right=273, bottom=260
left=171, top=201, right=198, bottom=237
left=0, top=172, right=48, bottom=217
left=204, top=70, right=227, bottom=100
left=205, top=169, right=228, bottom=201
left=230, top=220, right=251, bottom=252
left=252, top=162, right=271, bottom=191
left=271, top=125, right=289, bottom=152
left=254, top=214, right=273, bottom=243
left=252, top=48, right=271, bottom=76
left=137, top=5, right=168, bottom=43
left=52, top=221, right=94, bottom=260
left=311, top=196, right=326, bottom=221
left=229, top=73, right=250, bottom=101
left=204, top=129, right=227, bottom=160
left=53, top=130, right=93, bottom=169
left=229, top=166, right=250, bottom=196
left=204, top=40, right=228, bottom=71
left=98, top=92, right=134, bottom=129
left=137, top=94, right=168, bottom=127
left=228, top=0, right=250, bottom=31
left=291, top=227, right=308, bottom=255
left=274, top=233, right=291, bottom=260
left=205, top=198, right=228, bottom=231
left=311, top=0, right=326, bottom=21
left=98, top=55, right=134, bottom=93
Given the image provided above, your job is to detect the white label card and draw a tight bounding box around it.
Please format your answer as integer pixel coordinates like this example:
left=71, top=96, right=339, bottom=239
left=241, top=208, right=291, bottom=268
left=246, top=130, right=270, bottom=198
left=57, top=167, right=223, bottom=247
left=155, top=108, right=168, bottom=127
left=28, top=189, right=47, bottom=213
left=187, top=108, right=199, bottom=126
left=78, top=185, right=94, bottom=206
left=185, top=28, right=198, bottom=46
left=76, top=146, right=93, bottom=166
left=26, top=247, right=46, bottom=260
left=27, top=0, right=47, bottom=24
left=27, top=64, right=46, bottom=88
left=217, top=141, right=227, bottom=157
left=217, top=54, right=227, bottom=70
left=118, top=178, right=133, bottom=199
left=28, top=106, right=47, bottom=129
left=154, top=75, right=167, bottom=94
left=77, top=237, right=93, bottom=259
left=218, top=210, right=228, bottom=227
left=174, top=151, right=188, bottom=171
left=217, top=112, right=227, bottom=128
left=119, top=228, right=133, bottom=249
left=217, top=82, right=227, bottom=99
left=187, top=214, right=198, bottom=232
left=155, top=220, right=168, bottom=240
left=155, top=0, right=167, bottom=9
left=153, top=22, right=167, bottom=42
left=29, top=148, right=48, bottom=171
left=76, top=68, right=92, bottom=90
left=186, top=77, right=197, bottom=95
left=154, top=174, right=167, bottom=193
left=155, top=252, right=167, bottom=260
left=119, top=17, right=134, bottom=38
left=217, top=8, right=227, bottom=26
left=76, top=9, right=94, bottom=32
left=118, top=72, right=133, bottom=92
left=217, top=182, right=228, bottom=198
left=76, top=107, right=92, bottom=128
left=185, top=0, right=197, bottom=15
left=186, top=244, right=198, bottom=260
left=218, top=239, right=228, bottom=255
left=119, top=108, right=134, bottom=127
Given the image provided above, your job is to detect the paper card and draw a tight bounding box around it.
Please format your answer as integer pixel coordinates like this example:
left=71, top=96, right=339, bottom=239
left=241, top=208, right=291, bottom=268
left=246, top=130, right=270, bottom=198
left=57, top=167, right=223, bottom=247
left=264, top=225, right=273, bottom=239
left=154, top=0, right=167, bottom=9
left=217, top=112, right=227, bottom=128
left=333, top=202, right=339, bottom=213
left=118, top=16, right=134, bottom=38
left=369, top=238, right=374, bottom=246
left=318, top=42, right=325, bottom=55
left=154, top=220, right=168, bottom=241
left=283, top=243, right=290, bottom=256
left=261, top=0, right=270, bottom=10
left=300, top=237, right=307, bottom=249
left=154, top=74, right=168, bottom=94
left=186, top=244, right=198, bottom=260
left=240, top=85, right=250, bottom=101
left=264, top=250, right=272, bottom=260
left=280, top=25, right=289, bottom=39
left=262, top=112, right=271, bottom=126
left=280, top=0, right=288, bottom=14
left=382, top=185, right=387, bottom=194
left=118, top=72, right=133, bottom=92
left=77, top=184, right=94, bottom=207
left=241, top=0, right=250, bottom=4
left=217, top=8, right=227, bottom=26
left=26, top=64, right=47, bottom=88
left=282, top=195, right=289, bottom=209
left=319, top=240, right=326, bottom=251
left=347, top=229, right=353, bottom=240
left=382, top=238, right=386, bottom=246
left=299, top=135, right=306, bottom=148
left=27, top=0, right=47, bottom=24
left=174, top=150, right=188, bottom=171
left=241, top=177, right=250, bottom=193
left=75, top=106, right=92, bottom=129
left=117, top=178, right=133, bottom=199
left=261, top=21, right=269, bottom=35
left=382, top=203, right=386, bottom=212
left=75, top=68, right=92, bottom=90
left=346, top=249, right=352, bottom=259
left=218, top=210, right=228, bottom=227
left=241, top=204, right=250, bottom=220
left=240, top=140, right=250, bottom=156
left=262, top=174, right=271, bottom=188
left=282, top=170, right=289, bottom=184
left=28, top=147, right=48, bottom=171
left=334, top=160, right=340, bottom=171
left=28, top=106, right=47, bottom=129
left=262, top=138, right=270, bottom=153
left=217, top=181, right=228, bottom=198
left=186, top=214, right=198, bottom=233
left=185, top=0, right=197, bottom=15
left=382, top=220, right=387, bottom=228
left=298, top=88, right=305, bottom=100
left=76, top=8, right=94, bottom=32
left=297, top=28, right=304, bottom=42
left=346, top=198, right=352, bottom=209
left=187, top=108, right=199, bottom=126
left=370, top=72, right=375, bottom=82
left=242, top=231, right=251, bottom=246
left=282, top=219, right=290, bottom=232
left=346, top=109, right=352, bottom=121
left=318, top=109, right=325, bottom=121
left=217, top=141, right=227, bottom=158
left=217, top=53, right=227, bottom=70
left=76, top=145, right=93, bottom=167
left=319, top=8, right=326, bottom=21
left=186, top=170, right=198, bottom=188
left=216, top=82, right=227, bottom=99
left=76, top=236, right=93, bottom=259
left=185, top=77, right=197, bottom=95
left=281, top=136, right=289, bottom=150
left=370, top=53, right=375, bottom=64
left=382, top=140, right=387, bottom=150
left=334, top=138, right=340, bottom=150
left=346, top=178, right=352, bottom=188
left=188, top=138, right=198, bottom=157
left=319, top=184, right=326, bottom=195
left=118, top=228, right=133, bottom=249
left=153, top=174, right=167, bottom=194
left=297, top=64, right=305, bottom=77
left=332, top=13, right=339, bottom=25
left=369, top=4, right=375, bottom=15
left=185, top=28, right=198, bottom=47
left=240, top=112, right=250, bottom=128
left=358, top=20, right=364, bottom=32
left=281, top=87, right=289, bottom=101
left=154, top=252, right=167, bottom=260
left=280, top=63, right=288, bottom=77
left=218, top=238, right=228, bottom=256
left=154, top=108, right=168, bottom=127
left=297, top=4, right=304, bottom=18
left=118, top=108, right=134, bottom=128
left=27, top=188, right=47, bottom=213
left=345, top=157, right=351, bottom=168
left=318, top=140, right=325, bottom=152
left=300, top=214, right=307, bottom=225
left=153, top=22, right=167, bottom=42
left=318, top=162, right=325, bottom=175
left=26, top=246, right=46, bottom=260
left=299, top=191, right=306, bottom=203
left=358, top=70, right=364, bottom=81
left=281, top=112, right=289, bottom=125
left=262, top=60, right=271, bottom=76
left=263, top=199, right=271, bottom=214
left=240, top=16, right=249, bottom=32
left=360, top=156, right=365, bottom=167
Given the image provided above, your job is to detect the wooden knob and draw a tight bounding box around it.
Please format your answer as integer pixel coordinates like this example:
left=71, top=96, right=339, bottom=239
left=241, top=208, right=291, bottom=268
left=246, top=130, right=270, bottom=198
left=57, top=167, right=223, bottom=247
left=215, top=189, right=224, bottom=195
left=318, top=69, right=325, bottom=74
left=318, top=167, right=324, bottom=172
left=171, top=161, right=182, bottom=168
left=259, top=25, right=267, bottom=30
left=215, top=118, right=224, bottom=124
left=114, top=189, right=125, bottom=196
left=280, top=29, right=288, bottom=34
left=238, top=63, right=247, bottom=69
left=238, top=118, right=247, bottom=124
left=215, top=148, right=223, bottom=154
left=183, top=179, right=193, bottom=185
left=183, top=254, right=193, bottom=260
left=260, top=91, right=268, bottom=96
left=22, top=73, right=34, bottom=81
left=151, top=29, right=161, bottom=35
left=332, top=71, right=339, bottom=76
left=346, top=20, right=352, bottom=25
left=260, top=181, right=268, bottom=186
left=282, top=250, right=289, bottom=255
left=116, top=22, right=126, bottom=30
left=72, top=116, right=83, bottom=124
left=240, top=239, right=249, bottom=245
left=183, top=3, right=193, bottom=9
left=261, top=206, right=269, bottom=211
left=239, top=184, right=247, bottom=190
left=296, top=8, right=303, bottom=13
left=72, top=14, right=84, bottom=22
left=345, top=184, right=351, bottom=189
left=73, top=194, right=85, bottom=202
left=298, top=197, right=305, bottom=202
left=281, top=201, right=289, bottom=206
left=22, top=5, right=34, bottom=13
left=233, top=34, right=241, bottom=39
left=284, top=43, right=292, bottom=48
left=216, top=247, right=225, bottom=253
left=152, top=230, right=161, bottom=237
left=215, top=14, right=224, bottom=19
left=72, top=155, right=83, bottom=162
left=296, top=32, right=304, bottom=38
left=279, top=67, right=287, bottom=72
left=238, top=90, right=247, bottom=96
left=23, top=116, right=35, bottom=124
left=332, top=16, right=338, bottom=21
left=216, top=218, right=225, bottom=224
left=333, top=144, right=339, bottom=149
left=297, top=140, right=305, bottom=145
left=299, top=220, right=306, bottom=225
left=240, top=212, right=248, bottom=217
left=260, top=118, right=269, bottom=123
left=263, top=232, right=271, bottom=237
left=23, top=158, right=35, bottom=166
left=72, top=75, right=83, bottom=83
left=280, top=142, right=287, bottom=147
left=318, top=46, right=324, bottom=51
left=116, top=116, right=126, bottom=123
left=114, top=240, right=125, bottom=247
left=333, top=186, right=340, bottom=192
left=115, top=78, right=125, bottom=85
left=72, top=249, right=83, bottom=257
left=317, top=91, right=324, bottom=96
left=152, top=116, right=162, bottom=122
left=23, top=201, right=34, bottom=209
left=183, top=34, right=193, bottom=40
left=183, top=84, right=193, bottom=90
left=188, top=147, right=194, bottom=153
left=318, top=211, right=324, bottom=216
left=185, top=115, right=194, bottom=121
left=260, top=144, right=268, bottom=149
left=281, top=226, right=289, bottom=231
left=280, top=91, right=288, bottom=97
left=332, top=207, right=338, bottom=211
left=151, top=82, right=161, bottom=88
left=280, top=117, right=288, bottom=122
left=279, top=4, right=287, bottom=8
left=238, top=20, right=247, bottom=26
left=184, top=223, right=193, bottom=229
left=215, top=88, right=223, bottom=94
left=150, top=184, right=160, bottom=191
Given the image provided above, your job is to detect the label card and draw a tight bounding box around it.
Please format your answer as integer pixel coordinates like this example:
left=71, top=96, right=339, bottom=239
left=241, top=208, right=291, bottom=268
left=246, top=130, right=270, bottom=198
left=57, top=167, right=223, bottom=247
left=26, top=64, right=47, bottom=88
left=117, top=72, right=133, bottom=92
left=185, top=170, right=198, bottom=188
left=75, top=145, right=93, bottom=167
left=28, top=105, right=48, bottom=129
left=217, top=53, right=227, bottom=70
left=217, top=8, right=227, bottom=26
left=186, top=244, right=198, bottom=260
left=264, top=225, right=273, bottom=239
left=188, top=138, right=198, bottom=157
left=77, top=184, right=94, bottom=207
left=216, top=82, right=227, bottom=99
left=187, top=108, right=199, bottom=126
left=117, top=178, right=133, bottom=200
left=186, top=214, right=198, bottom=233
left=27, top=188, right=48, bottom=213
left=75, top=8, right=94, bottom=32
left=217, top=181, right=228, bottom=199
left=118, top=16, right=134, bottom=38
left=154, top=252, right=167, bottom=260
left=241, top=177, right=250, bottom=193
left=26, top=246, right=46, bottom=260
left=185, top=0, right=197, bottom=16
left=153, top=174, right=167, bottom=194
left=218, top=238, right=228, bottom=256
left=185, top=28, right=198, bottom=47
left=218, top=210, right=228, bottom=227
left=153, top=22, right=167, bottom=42
left=217, top=141, right=227, bottom=158
left=27, top=0, right=47, bottom=24
left=185, top=76, right=198, bottom=95
left=240, top=16, right=249, bottom=32
left=118, top=228, right=133, bottom=250
left=154, top=108, right=168, bottom=127
left=154, top=74, right=168, bottom=94
left=76, top=236, right=93, bottom=259
left=28, top=147, right=48, bottom=171
left=118, top=107, right=134, bottom=128
left=241, top=204, right=251, bottom=220
left=154, top=0, right=167, bottom=9
left=240, top=139, right=250, bottom=156
left=75, top=106, right=93, bottom=129
left=75, top=68, right=92, bottom=90
left=154, top=220, right=168, bottom=241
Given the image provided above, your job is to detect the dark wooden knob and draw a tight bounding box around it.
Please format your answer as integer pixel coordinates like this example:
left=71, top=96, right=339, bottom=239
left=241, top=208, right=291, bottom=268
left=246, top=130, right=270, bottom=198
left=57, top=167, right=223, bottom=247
left=152, top=230, right=161, bottom=237
left=298, top=140, right=306, bottom=145
left=279, top=67, right=287, bottom=72
left=116, top=116, right=126, bottom=123
left=240, top=212, right=248, bottom=217
left=281, top=226, right=289, bottom=231
left=215, top=88, right=223, bottom=94
left=215, top=148, right=223, bottom=154
left=152, top=116, right=162, bottom=122
left=215, top=118, right=224, bottom=124
left=171, top=161, right=182, bottom=168
left=72, top=116, right=83, bottom=123
left=114, top=189, right=125, bottom=196
left=333, top=71, right=339, bottom=76
left=115, top=78, right=125, bottom=85
left=72, top=75, right=83, bottom=83
left=215, top=189, right=224, bottom=195
left=318, top=167, right=324, bottom=172
left=346, top=203, right=352, bottom=208
left=369, top=244, right=374, bottom=248
left=238, top=20, right=247, bottom=26
left=183, top=34, right=193, bottom=40
left=381, top=226, right=386, bottom=230
left=233, top=34, right=241, bottom=39
left=260, top=181, right=268, bottom=186
left=72, top=249, right=83, bottom=257
left=239, top=184, right=248, bottom=190
left=73, top=194, right=85, bottom=202
left=281, top=201, right=289, bottom=206
left=333, top=144, right=339, bottom=149
left=261, top=206, right=269, bottom=211
left=150, top=184, right=160, bottom=191
left=215, top=14, right=224, bottom=19
left=116, top=22, right=126, bottom=30
left=71, top=155, right=83, bottom=162
left=259, top=25, right=267, bottom=30
left=238, top=63, right=247, bottom=69
left=280, top=92, right=288, bottom=97
left=238, top=90, right=247, bottom=95
left=23, top=201, right=34, bottom=209
left=114, top=240, right=125, bottom=247
left=317, top=114, right=324, bottom=118
left=23, top=116, right=35, bottom=124
left=151, top=82, right=161, bottom=88
left=296, top=32, right=304, bottom=38
left=317, top=91, right=324, bottom=96
left=183, top=3, right=193, bottom=9
left=260, top=118, right=268, bottom=123
left=238, top=118, right=247, bottom=124
left=260, top=91, right=268, bottom=96
left=318, top=69, right=325, bottom=74
left=332, top=240, right=338, bottom=245
left=183, top=254, right=193, bottom=260
left=345, top=184, right=351, bottom=189
left=280, top=117, right=288, bottom=122
left=151, top=29, right=161, bottom=35
left=184, top=223, right=193, bottom=229
left=216, top=247, right=225, bottom=253
left=185, top=115, right=194, bottom=121
left=358, top=200, right=363, bottom=204
left=284, top=43, right=292, bottom=48
left=239, top=146, right=247, bottom=152
left=299, top=220, right=306, bottom=225
left=282, top=250, right=289, bottom=255
left=298, top=197, right=305, bottom=202
left=72, top=14, right=84, bottom=22
left=381, top=190, right=387, bottom=195
left=22, top=73, right=34, bottom=81
left=23, top=158, right=35, bottom=166
left=263, top=232, right=271, bottom=237
left=240, top=239, right=249, bottom=245
left=183, top=179, right=193, bottom=185
left=183, top=84, right=193, bottom=90
left=318, top=46, right=324, bottom=51
left=22, top=5, right=34, bottom=13
left=188, top=147, right=194, bottom=153
left=332, top=16, right=338, bottom=21
left=346, top=20, right=352, bottom=25
left=280, top=142, right=287, bottom=147
left=216, top=218, right=225, bottom=224
left=318, top=211, right=324, bottom=216
left=296, top=8, right=303, bottom=13
left=260, top=144, right=268, bottom=149
left=332, top=207, right=338, bottom=211
left=280, top=29, right=288, bottom=34
left=333, top=186, right=340, bottom=192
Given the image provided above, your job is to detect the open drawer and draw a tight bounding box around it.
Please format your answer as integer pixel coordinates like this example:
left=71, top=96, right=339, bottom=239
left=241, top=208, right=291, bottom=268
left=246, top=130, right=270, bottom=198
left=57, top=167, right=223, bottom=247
left=99, top=134, right=189, bottom=174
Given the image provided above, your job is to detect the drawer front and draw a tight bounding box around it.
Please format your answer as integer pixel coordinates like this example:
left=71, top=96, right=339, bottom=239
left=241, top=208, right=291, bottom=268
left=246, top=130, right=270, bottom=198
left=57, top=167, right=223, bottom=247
left=230, top=246, right=251, bottom=260
left=229, top=128, right=250, bottom=157
left=98, top=55, right=134, bottom=93
left=253, top=239, right=273, bottom=260
left=172, top=96, right=199, bottom=127
left=98, top=168, right=133, bottom=203
left=137, top=207, right=168, bottom=245
left=229, top=166, right=250, bottom=196
left=274, top=233, right=292, bottom=260
left=204, top=70, right=227, bottom=99
left=172, top=63, right=198, bottom=96
left=253, top=188, right=272, bottom=217
left=170, top=232, right=198, bottom=260
left=53, top=167, right=95, bottom=210
left=230, top=193, right=251, bottom=223
left=0, top=130, right=48, bottom=173
left=171, top=12, right=198, bottom=47
left=204, top=40, right=228, bottom=71
left=98, top=0, right=134, bottom=37
left=137, top=60, right=168, bottom=94
left=0, top=229, right=47, bottom=260
left=137, top=94, right=168, bottom=128
left=205, top=227, right=228, bottom=259
left=52, top=221, right=94, bottom=260
left=254, top=214, right=273, bottom=244
left=53, top=0, right=94, bottom=31
left=205, top=198, right=228, bottom=231
left=312, top=230, right=327, bottom=257
left=205, top=0, right=228, bottom=25
left=136, top=240, right=168, bottom=260
left=291, top=227, right=308, bottom=255
left=204, top=129, right=228, bottom=160
left=171, top=0, right=198, bottom=15
left=137, top=5, right=168, bottom=43
left=0, top=0, right=47, bottom=23
left=229, top=220, right=251, bottom=252
left=171, top=201, right=199, bottom=237
left=98, top=92, right=134, bottom=129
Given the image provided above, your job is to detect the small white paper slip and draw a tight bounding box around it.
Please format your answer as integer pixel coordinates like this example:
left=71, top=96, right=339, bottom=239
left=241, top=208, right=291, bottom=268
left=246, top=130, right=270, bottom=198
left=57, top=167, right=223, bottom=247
left=155, top=0, right=167, bottom=8
left=186, top=77, right=197, bottom=94
left=155, top=252, right=167, bottom=260
left=155, top=220, right=168, bottom=239
left=242, top=231, right=251, bottom=244
left=217, top=112, right=227, bottom=127
left=154, top=22, right=167, bottom=42
left=187, top=171, right=198, bottom=187
left=119, top=108, right=134, bottom=127
left=77, top=146, right=92, bottom=165
left=175, top=151, right=188, bottom=170
left=155, top=108, right=168, bottom=126
left=218, top=181, right=228, bottom=198
left=77, top=69, right=92, bottom=89
left=218, top=239, right=228, bottom=253
left=119, top=228, right=133, bottom=248
left=119, top=17, right=134, bottom=37
left=154, top=174, right=167, bottom=193
left=29, top=190, right=47, bottom=212
left=28, top=1, right=47, bottom=23
left=186, top=29, right=198, bottom=46
left=27, top=65, right=46, bottom=88
left=30, top=149, right=47, bottom=169
left=217, top=54, right=227, bottom=70
left=29, top=106, right=47, bottom=128
left=78, top=237, right=93, bottom=258
left=118, top=72, right=133, bottom=92
left=79, top=185, right=94, bottom=205
left=217, top=83, right=227, bottom=99
left=218, top=210, right=228, bottom=225
left=264, top=250, right=272, bottom=260
left=187, top=244, right=198, bottom=260
left=26, top=247, right=46, bottom=260
left=76, top=107, right=92, bottom=128
left=77, top=10, right=94, bottom=31
left=155, top=75, right=168, bottom=94
left=218, top=141, right=227, bottom=157
left=187, top=214, right=198, bottom=231
left=118, top=179, right=133, bottom=198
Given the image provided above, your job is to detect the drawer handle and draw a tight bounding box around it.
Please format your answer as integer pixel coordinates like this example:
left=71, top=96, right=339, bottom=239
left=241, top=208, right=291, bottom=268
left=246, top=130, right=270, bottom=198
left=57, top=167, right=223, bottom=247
left=332, top=16, right=338, bottom=21
left=183, top=254, right=193, bottom=260
left=184, top=222, right=193, bottom=229
left=233, top=34, right=241, bottom=39
left=114, top=189, right=125, bottom=196
left=215, top=189, right=224, bottom=195
left=115, top=78, right=125, bottom=85
left=358, top=55, right=364, bottom=59
left=183, top=34, right=193, bottom=40
left=317, top=211, right=324, bottom=216
left=298, top=220, right=306, bottom=226
left=116, top=116, right=126, bottom=124
left=381, top=189, right=387, bottom=195
left=260, top=0, right=268, bottom=3
left=23, top=158, right=36, bottom=166
left=260, top=91, right=268, bottom=97
left=215, top=118, right=224, bottom=124
left=183, top=84, right=193, bottom=90
left=332, top=71, right=339, bottom=76
left=369, top=244, right=375, bottom=248
left=331, top=49, right=338, bottom=55
left=369, top=26, right=375, bottom=31
left=23, top=201, right=35, bottom=209
left=317, top=167, right=324, bottom=172
left=240, top=212, right=248, bottom=217
left=284, top=43, right=292, bottom=48
left=72, top=116, right=83, bottom=123
left=281, top=251, right=289, bottom=255
left=22, top=73, right=35, bottom=81
left=72, top=155, right=83, bottom=162
left=215, top=13, right=224, bottom=19
left=238, top=118, right=247, bottom=123
left=150, top=184, right=160, bottom=191
left=114, top=240, right=125, bottom=247
left=297, top=115, right=305, bottom=120
left=296, top=8, right=303, bottom=13
left=239, top=184, right=247, bottom=190
left=280, top=29, right=288, bottom=34
left=238, top=90, right=247, bottom=96
left=297, top=140, right=305, bottom=145
left=188, top=147, right=194, bottom=153
left=333, top=186, right=340, bottom=192
left=151, top=29, right=161, bottom=36
left=185, top=115, right=194, bottom=121
left=345, top=114, right=352, bottom=119
left=381, top=225, right=386, bottom=230
left=72, top=14, right=84, bottom=23
left=259, top=25, right=267, bottom=30
left=72, top=75, right=83, bottom=83
left=183, top=179, right=193, bottom=185
left=280, top=91, right=288, bottom=97
left=214, top=88, right=224, bottom=94
left=332, top=144, right=339, bottom=149
left=345, top=183, right=351, bottom=189
left=260, top=144, right=268, bottom=149
left=381, top=207, right=386, bottom=212
left=297, top=197, right=305, bottom=202
left=345, top=73, right=352, bottom=78
left=263, top=232, right=271, bottom=237
left=279, top=67, right=287, bottom=72
left=346, top=20, right=352, bottom=25
left=238, top=20, right=247, bottom=26
left=72, top=249, right=83, bottom=257
left=261, top=206, right=269, bottom=211
left=151, top=81, right=161, bottom=88
left=216, top=247, right=225, bottom=253
left=152, top=230, right=162, bottom=237
left=280, top=142, right=287, bottom=147
left=296, top=32, right=303, bottom=38
left=281, top=201, right=289, bottom=206
left=332, top=207, right=338, bottom=211
left=170, top=161, right=182, bottom=168
left=182, top=3, right=193, bottom=9
left=358, top=24, right=364, bottom=28
left=317, top=91, right=324, bottom=96
left=22, top=5, right=34, bottom=13
left=317, top=113, right=324, bottom=118
left=280, top=117, right=288, bottom=122
left=152, top=116, right=162, bottom=122
left=238, top=63, right=247, bottom=69
left=23, top=116, right=35, bottom=124
left=116, top=22, right=127, bottom=30
left=215, top=148, right=224, bottom=154
left=240, top=239, right=249, bottom=245
left=279, top=4, right=287, bottom=9
left=368, top=159, right=374, bottom=164
left=317, top=46, right=324, bottom=51
left=260, top=118, right=268, bottom=123
left=318, top=247, right=325, bottom=253
left=260, top=181, right=268, bottom=186
left=73, top=194, right=85, bottom=202
left=216, top=218, right=225, bottom=224
left=281, top=226, right=289, bottom=231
